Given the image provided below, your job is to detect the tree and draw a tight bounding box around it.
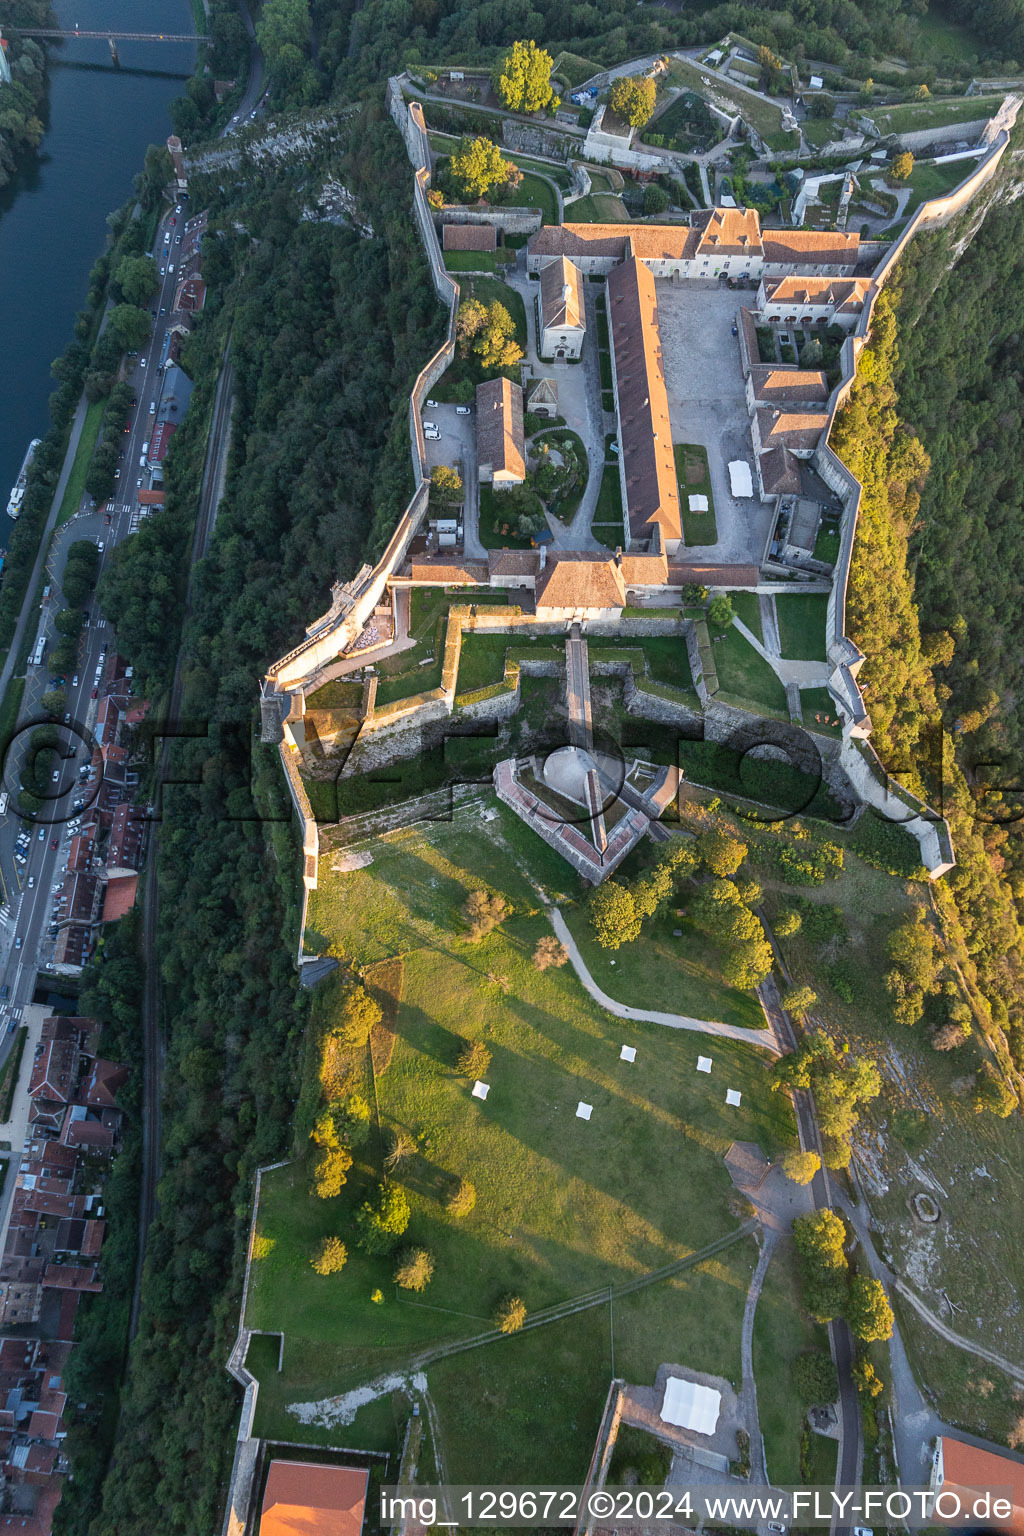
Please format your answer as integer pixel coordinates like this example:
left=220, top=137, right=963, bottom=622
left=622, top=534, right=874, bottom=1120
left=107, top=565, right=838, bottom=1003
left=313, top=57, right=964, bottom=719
left=456, top=1040, right=491, bottom=1078
left=846, top=1275, right=894, bottom=1342
left=40, top=690, right=66, bottom=718
left=394, top=1247, right=435, bottom=1291
left=708, top=594, right=734, bottom=629
left=721, top=932, right=775, bottom=990
left=610, top=75, right=657, bottom=129
left=808, top=92, right=836, bottom=119
left=698, top=827, right=747, bottom=876
left=494, top=1294, right=527, bottom=1333
left=450, top=136, right=516, bottom=200
left=801, top=337, right=824, bottom=366
left=792, top=1209, right=849, bottom=1322
left=431, top=465, right=463, bottom=504
left=106, top=304, right=151, bottom=353
left=446, top=1178, right=477, bottom=1217
left=463, top=888, right=508, bottom=941
left=757, top=45, right=784, bottom=89
left=495, top=40, right=554, bottom=113
left=643, top=184, right=669, bottom=216
left=54, top=608, right=83, bottom=638
left=915, top=82, right=930, bottom=99
left=533, top=935, right=569, bottom=970
left=427, top=188, right=445, bottom=211
left=114, top=254, right=159, bottom=307
left=456, top=298, right=488, bottom=354
left=773, top=1033, right=881, bottom=1141
left=328, top=978, right=382, bottom=1049
left=852, top=1357, right=884, bottom=1398
left=355, top=1184, right=411, bottom=1255
left=311, top=1236, right=348, bottom=1274
left=858, top=77, right=875, bottom=102
left=781, top=1149, right=820, bottom=1186
left=782, top=985, right=817, bottom=1021
left=794, top=1351, right=838, bottom=1405
left=890, top=151, right=914, bottom=183
left=312, top=1146, right=352, bottom=1198
left=588, top=881, right=641, bottom=949
left=775, top=907, right=802, bottom=938
left=886, top=915, right=935, bottom=991
left=474, top=302, right=522, bottom=371
left=971, top=1062, right=1017, bottom=1118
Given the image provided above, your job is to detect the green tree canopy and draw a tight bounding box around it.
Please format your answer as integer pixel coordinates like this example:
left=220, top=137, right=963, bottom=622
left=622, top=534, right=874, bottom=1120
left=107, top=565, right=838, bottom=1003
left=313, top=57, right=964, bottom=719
left=450, top=136, right=516, bottom=200
left=115, top=254, right=159, bottom=308
left=588, top=881, right=641, bottom=949
left=355, top=1184, right=411, bottom=1255
left=107, top=304, right=151, bottom=353
left=611, top=74, right=657, bottom=128
left=495, top=40, right=554, bottom=113
left=846, top=1275, right=894, bottom=1342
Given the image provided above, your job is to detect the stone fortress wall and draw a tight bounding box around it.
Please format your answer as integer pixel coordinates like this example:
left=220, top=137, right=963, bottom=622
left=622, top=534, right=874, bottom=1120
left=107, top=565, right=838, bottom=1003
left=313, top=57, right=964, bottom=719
left=265, top=81, right=1022, bottom=889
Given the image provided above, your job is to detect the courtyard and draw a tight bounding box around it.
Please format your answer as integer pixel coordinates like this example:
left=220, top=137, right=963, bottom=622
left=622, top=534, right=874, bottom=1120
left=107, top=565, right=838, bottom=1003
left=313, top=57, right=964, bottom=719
left=656, top=283, right=774, bottom=564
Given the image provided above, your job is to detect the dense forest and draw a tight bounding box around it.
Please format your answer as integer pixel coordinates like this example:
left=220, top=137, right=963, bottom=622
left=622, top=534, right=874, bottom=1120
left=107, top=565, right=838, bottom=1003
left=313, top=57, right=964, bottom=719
left=0, top=1, right=50, bottom=191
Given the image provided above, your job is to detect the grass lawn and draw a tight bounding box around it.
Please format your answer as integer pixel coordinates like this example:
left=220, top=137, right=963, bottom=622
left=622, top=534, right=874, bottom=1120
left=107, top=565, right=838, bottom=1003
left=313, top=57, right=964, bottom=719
left=428, top=1232, right=757, bottom=1483
left=774, top=593, right=828, bottom=662
left=730, top=590, right=763, bottom=642
left=570, top=194, right=629, bottom=222
left=57, top=399, right=104, bottom=526
left=454, top=632, right=562, bottom=694
left=595, top=461, right=623, bottom=525
left=800, top=686, right=843, bottom=735
left=372, top=587, right=450, bottom=705
left=586, top=634, right=695, bottom=694
left=307, top=678, right=365, bottom=710
left=674, top=443, right=719, bottom=547
left=712, top=624, right=788, bottom=715
left=902, top=158, right=976, bottom=217
left=870, top=94, right=1004, bottom=136
left=562, top=903, right=772, bottom=1033
left=506, top=171, right=559, bottom=226
left=592, top=522, right=623, bottom=550
left=551, top=50, right=601, bottom=88
left=802, top=117, right=841, bottom=148
left=443, top=250, right=502, bottom=273
left=251, top=817, right=795, bottom=1451
left=754, top=1238, right=831, bottom=1485
left=812, top=521, right=840, bottom=565
left=465, top=276, right=527, bottom=346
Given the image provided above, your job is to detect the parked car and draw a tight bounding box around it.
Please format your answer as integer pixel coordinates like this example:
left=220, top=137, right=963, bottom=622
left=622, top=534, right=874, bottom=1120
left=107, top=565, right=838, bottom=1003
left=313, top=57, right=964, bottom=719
left=50, top=839, right=58, bottom=851
left=14, top=937, right=21, bottom=950
left=27, top=876, right=34, bottom=889
left=455, top=405, right=471, bottom=416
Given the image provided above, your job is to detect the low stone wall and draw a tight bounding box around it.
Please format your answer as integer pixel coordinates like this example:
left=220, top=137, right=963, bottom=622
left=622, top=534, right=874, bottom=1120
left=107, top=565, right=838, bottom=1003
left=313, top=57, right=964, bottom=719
left=438, top=205, right=543, bottom=233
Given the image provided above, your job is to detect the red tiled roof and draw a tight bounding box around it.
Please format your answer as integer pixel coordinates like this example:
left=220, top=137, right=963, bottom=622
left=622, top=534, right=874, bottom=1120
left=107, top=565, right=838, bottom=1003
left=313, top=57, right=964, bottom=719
left=102, top=875, right=138, bottom=923
left=938, top=1437, right=1024, bottom=1535
left=443, top=222, right=497, bottom=251
left=607, top=257, right=680, bottom=546
left=260, top=1461, right=369, bottom=1536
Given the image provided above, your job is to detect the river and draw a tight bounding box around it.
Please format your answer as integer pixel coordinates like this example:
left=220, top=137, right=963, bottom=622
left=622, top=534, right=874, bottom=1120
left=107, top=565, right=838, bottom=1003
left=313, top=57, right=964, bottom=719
left=0, top=0, right=196, bottom=536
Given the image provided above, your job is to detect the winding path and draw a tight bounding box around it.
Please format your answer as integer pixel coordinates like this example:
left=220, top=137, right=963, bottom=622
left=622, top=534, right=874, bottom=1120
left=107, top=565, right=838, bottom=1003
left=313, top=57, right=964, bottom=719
left=548, top=907, right=783, bottom=1052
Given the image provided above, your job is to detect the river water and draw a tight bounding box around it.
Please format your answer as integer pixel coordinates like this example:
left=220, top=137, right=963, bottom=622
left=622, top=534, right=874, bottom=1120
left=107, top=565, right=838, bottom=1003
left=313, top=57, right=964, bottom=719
left=0, top=0, right=196, bottom=534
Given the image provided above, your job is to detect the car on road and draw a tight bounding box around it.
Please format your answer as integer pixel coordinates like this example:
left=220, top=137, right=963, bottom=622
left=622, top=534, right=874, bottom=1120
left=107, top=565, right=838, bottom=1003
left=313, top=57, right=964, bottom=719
left=149, top=401, right=156, bottom=414
left=731, top=323, right=738, bottom=336
left=609, top=440, right=620, bottom=454
left=37, top=828, right=44, bottom=841
left=104, top=514, right=111, bottom=525
left=97, top=542, right=105, bottom=553
left=140, top=357, right=146, bottom=368
left=14, top=937, right=21, bottom=950
left=160, top=307, right=167, bottom=316
left=456, top=405, right=471, bottom=415
left=175, top=234, right=181, bottom=244
left=71, top=675, right=79, bottom=687
left=51, top=770, right=59, bottom=783
left=91, top=688, right=98, bottom=699
left=160, top=266, right=166, bottom=276
left=137, top=479, right=143, bottom=489
left=50, top=839, right=58, bottom=851
left=27, top=876, right=34, bottom=889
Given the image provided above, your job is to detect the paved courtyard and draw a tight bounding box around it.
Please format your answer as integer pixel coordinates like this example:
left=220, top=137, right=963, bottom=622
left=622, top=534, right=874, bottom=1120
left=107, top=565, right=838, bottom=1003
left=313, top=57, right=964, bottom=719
left=656, top=283, right=774, bottom=564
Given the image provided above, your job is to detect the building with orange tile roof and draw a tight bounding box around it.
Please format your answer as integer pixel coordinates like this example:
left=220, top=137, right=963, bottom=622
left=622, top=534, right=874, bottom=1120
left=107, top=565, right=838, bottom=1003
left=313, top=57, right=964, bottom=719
left=931, top=1435, right=1024, bottom=1534
left=607, top=257, right=681, bottom=553
left=259, top=1460, right=368, bottom=1536
left=537, top=255, right=585, bottom=359
left=476, top=377, right=526, bottom=487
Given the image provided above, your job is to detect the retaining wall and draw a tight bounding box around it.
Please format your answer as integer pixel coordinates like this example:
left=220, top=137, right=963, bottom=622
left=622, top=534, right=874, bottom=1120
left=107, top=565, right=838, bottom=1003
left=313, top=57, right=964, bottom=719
left=437, top=204, right=543, bottom=233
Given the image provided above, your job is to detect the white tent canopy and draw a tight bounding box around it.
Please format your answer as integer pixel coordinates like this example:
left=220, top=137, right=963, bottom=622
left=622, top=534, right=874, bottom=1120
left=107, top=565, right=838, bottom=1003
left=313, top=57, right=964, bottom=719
left=660, top=1377, right=721, bottom=1435
left=688, top=493, right=709, bottom=513
left=728, top=460, right=754, bottom=498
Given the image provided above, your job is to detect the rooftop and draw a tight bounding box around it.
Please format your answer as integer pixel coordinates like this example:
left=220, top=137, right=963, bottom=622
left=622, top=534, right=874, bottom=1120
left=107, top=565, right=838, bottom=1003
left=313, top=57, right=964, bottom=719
left=260, top=1460, right=369, bottom=1536
left=607, top=258, right=680, bottom=547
